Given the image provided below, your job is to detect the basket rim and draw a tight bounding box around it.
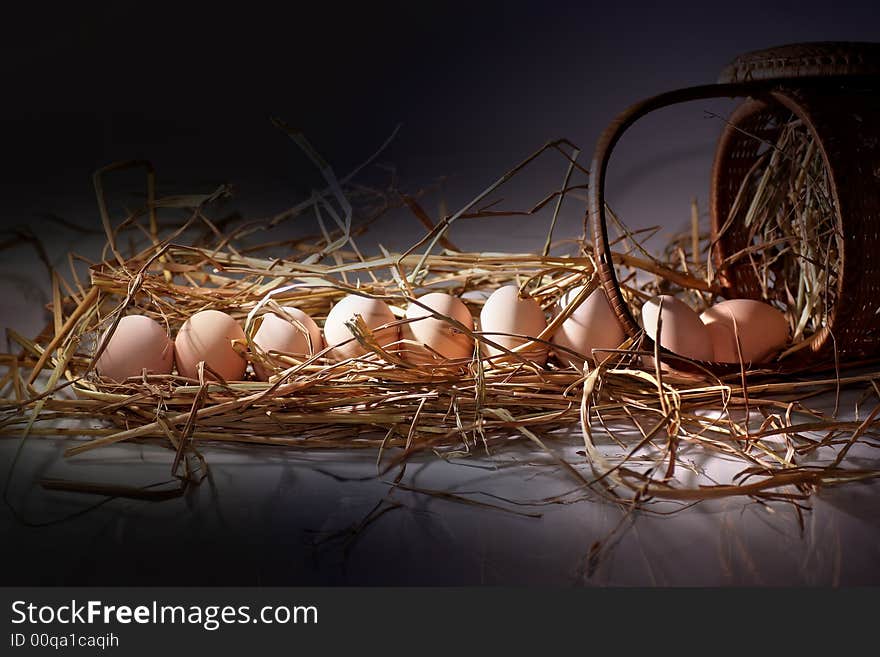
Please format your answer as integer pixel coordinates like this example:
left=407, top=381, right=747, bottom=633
left=587, top=80, right=854, bottom=372
left=709, top=91, right=845, bottom=360
left=718, top=41, right=880, bottom=84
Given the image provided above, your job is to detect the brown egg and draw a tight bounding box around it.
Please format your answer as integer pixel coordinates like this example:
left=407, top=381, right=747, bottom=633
left=95, top=315, right=174, bottom=382
left=175, top=310, right=248, bottom=381
left=700, top=298, right=789, bottom=364
left=551, top=286, right=625, bottom=368
left=251, top=307, right=324, bottom=381
left=323, top=294, right=399, bottom=361
left=641, top=295, right=713, bottom=362
left=400, top=292, right=474, bottom=365
left=479, top=285, right=548, bottom=366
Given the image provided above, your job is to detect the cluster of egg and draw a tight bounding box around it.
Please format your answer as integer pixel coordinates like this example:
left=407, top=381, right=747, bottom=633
left=95, top=285, right=632, bottom=382
left=94, top=286, right=790, bottom=383
left=641, top=295, right=789, bottom=365
left=95, top=306, right=327, bottom=383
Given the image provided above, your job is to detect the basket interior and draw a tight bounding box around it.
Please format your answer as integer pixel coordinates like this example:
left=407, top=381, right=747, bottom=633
left=711, top=99, right=842, bottom=353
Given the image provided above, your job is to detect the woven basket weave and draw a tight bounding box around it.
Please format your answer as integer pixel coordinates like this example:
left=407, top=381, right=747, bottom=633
left=588, top=42, right=880, bottom=370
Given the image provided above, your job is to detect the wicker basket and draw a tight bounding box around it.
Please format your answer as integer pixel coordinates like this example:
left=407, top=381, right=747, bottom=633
left=588, top=42, right=880, bottom=371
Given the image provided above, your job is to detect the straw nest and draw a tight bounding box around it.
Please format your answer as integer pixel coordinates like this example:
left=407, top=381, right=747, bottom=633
left=715, top=117, right=841, bottom=347
left=1, top=123, right=878, bottom=514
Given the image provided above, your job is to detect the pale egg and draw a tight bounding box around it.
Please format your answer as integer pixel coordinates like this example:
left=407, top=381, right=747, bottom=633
left=400, top=292, right=474, bottom=365
left=479, top=285, right=548, bottom=366
left=95, top=314, right=174, bottom=382
left=175, top=309, right=248, bottom=381
left=251, top=307, right=324, bottom=381
left=551, top=286, right=625, bottom=368
left=641, top=295, right=713, bottom=362
left=323, top=294, right=399, bottom=361
left=700, top=298, right=789, bottom=364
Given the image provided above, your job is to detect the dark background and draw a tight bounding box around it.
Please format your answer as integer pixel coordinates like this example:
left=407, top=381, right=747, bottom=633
left=4, top=1, right=880, bottom=232
left=2, top=1, right=880, bottom=586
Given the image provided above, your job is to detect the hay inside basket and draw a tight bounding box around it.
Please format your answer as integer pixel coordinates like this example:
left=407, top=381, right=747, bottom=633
left=1, top=124, right=879, bottom=517
left=714, top=116, right=842, bottom=348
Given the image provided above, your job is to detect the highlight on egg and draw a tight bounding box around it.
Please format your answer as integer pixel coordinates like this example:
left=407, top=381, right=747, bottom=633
left=174, top=309, right=248, bottom=381
left=400, top=292, right=475, bottom=365
left=95, top=314, right=174, bottom=382
left=551, top=286, right=625, bottom=368
left=251, top=306, right=324, bottom=381
left=700, top=298, right=789, bottom=364
left=479, top=285, right=548, bottom=366
left=323, top=294, right=399, bottom=361
left=641, top=295, right=714, bottom=362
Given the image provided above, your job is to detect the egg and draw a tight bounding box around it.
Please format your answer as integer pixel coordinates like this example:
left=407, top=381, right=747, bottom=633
left=551, top=286, right=625, bottom=367
left=251, top=307, right=324, bottom=380
left=641, top=295, right=714, bottom=362
left=700, top=298, right=789, bottom=364
left=479, top=285, right=548, bottom=366
left=400, top=292, right=474, bottom=365
left=175, top=309, right=248, bottom=381
left=95, top=314, right=174, bottom=382
left=323, top=294, right=399, bottom=361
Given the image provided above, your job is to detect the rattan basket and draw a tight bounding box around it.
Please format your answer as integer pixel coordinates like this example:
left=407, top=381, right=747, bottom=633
left=588, top=42, right=880, bottom=371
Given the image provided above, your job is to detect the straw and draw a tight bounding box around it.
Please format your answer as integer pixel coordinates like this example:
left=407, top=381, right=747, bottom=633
left=1, top=125, right=877, bottom=521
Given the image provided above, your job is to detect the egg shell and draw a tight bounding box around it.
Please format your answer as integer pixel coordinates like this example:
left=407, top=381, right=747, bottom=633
left=323, top=294, right=399, bottom=361
left=641, top=295, right=714, bottom=362
left=175, top=310, right=248, bottom=381
left=551, top=286, right=625, bottom=368
left=95, top=315, right=174, bottom=382
left=251, top=307, right=324, bottom=381
left=400, top=292, right=474, bottom=365
left=479, top=285, right=548, bottom=366
left=700, top=299, right=789, bottom=364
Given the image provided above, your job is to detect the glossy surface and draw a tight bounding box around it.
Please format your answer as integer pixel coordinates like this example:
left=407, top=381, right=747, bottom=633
left=174, top=310, right=248, bottom=381
left=641, top=295, right=714, bottom=362
left=323, top=295, right=399, bottom=361
left=95, top=314, right=174, bottom=382
left=479, top=285, right=548, bottom=366
left=400, top=292, right=474, bottom=365
left=700, top=298, right=789, bottom=364
left=251, top=307, right=323, bottom=380
left=551, top=286, right=625, bottom=368
left=4, top=389, right=877, bottom=585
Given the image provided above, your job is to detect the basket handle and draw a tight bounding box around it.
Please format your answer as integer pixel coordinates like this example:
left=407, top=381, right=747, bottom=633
left=587, top=81, right=776, bottom=338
